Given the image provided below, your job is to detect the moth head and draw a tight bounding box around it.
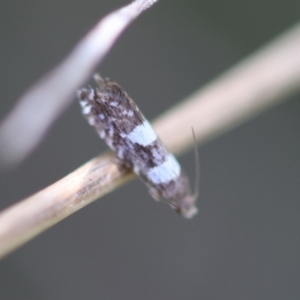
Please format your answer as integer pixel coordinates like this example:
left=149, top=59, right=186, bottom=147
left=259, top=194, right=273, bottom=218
left=174, top=194, right=198, bottom=219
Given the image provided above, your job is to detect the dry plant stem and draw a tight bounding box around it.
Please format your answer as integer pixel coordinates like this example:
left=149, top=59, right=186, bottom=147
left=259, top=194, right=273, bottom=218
left=0, top=153, right=134, bottom=260
left=1, top=23, right=300, bottom=259
left=0, top=0, right=159, bottom=166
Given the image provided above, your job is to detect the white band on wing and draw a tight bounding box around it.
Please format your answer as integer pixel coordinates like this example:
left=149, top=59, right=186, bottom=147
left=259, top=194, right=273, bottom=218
left=147, top=154, right=181, bottom=184
left=122, top=120, right=157, bottom=146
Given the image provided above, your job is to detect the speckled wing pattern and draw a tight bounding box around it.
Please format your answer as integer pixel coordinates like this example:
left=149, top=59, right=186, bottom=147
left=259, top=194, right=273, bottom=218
left=78, top=75, right=198, bottom=218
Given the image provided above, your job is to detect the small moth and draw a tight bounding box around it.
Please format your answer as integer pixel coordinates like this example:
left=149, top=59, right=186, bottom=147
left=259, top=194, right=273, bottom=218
left=78, top=74, right=198, bottom=218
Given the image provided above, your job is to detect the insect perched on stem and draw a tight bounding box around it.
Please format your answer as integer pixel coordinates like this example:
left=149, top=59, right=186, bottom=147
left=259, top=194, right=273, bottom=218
left=78, top=74, right=198, bottom=218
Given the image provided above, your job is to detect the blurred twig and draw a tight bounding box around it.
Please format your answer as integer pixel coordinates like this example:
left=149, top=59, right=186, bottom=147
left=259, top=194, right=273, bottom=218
left=0, top=18, right=300, bottom=258
left=153, top=23, right=300, bottom=154
left=0, top=0, right=159, bottom=166
left=0, top=153, right=135, bottom=260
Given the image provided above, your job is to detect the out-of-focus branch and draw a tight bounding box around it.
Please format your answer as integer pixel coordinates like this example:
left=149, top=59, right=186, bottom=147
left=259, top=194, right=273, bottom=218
left=0, top=153, right=134, bottom=260
left=0, top=0, right=159, bottom=166
left=154, top=23, right=300, bottom=154
left=0, top=23, right=300, bottom=259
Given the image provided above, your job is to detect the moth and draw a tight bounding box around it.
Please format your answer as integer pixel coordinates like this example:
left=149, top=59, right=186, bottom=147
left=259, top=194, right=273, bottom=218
left=78, top=74, right=198, bottom=218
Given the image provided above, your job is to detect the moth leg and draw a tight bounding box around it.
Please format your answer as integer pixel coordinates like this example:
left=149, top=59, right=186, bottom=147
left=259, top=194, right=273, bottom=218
left=148, top=186, right=161, bottom=201
left=113, top=156, right=132, bottom=171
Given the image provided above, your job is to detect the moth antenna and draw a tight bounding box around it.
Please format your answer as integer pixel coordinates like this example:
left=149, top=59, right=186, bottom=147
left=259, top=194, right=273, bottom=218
left=191, top=127, right=200, bottom=201
left=161, top=198, right=179, bottom=210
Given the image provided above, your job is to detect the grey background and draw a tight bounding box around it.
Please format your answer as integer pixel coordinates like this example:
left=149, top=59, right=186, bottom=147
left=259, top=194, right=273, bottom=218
left=0, top=0, right=300, bottom=299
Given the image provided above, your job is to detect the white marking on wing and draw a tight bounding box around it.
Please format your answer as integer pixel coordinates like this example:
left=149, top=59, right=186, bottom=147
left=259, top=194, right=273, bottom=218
left=122, top=110, right=134, bottom=117
left=110, top=101, right=118, bottom=106
left=133, top=165, right=140, bottom=174
left=83, top=105, right=92, bottom=114
left=147, top=154, right=181, bottom=184
left=121, top=120, right=157, bottom=146
left=87, top=117, right=95, bottom=126
left=88, top=89, right=95, bottom=99
left=79, top=100, right=87, bottom=107
left=99, top=131, right=105, bottom=138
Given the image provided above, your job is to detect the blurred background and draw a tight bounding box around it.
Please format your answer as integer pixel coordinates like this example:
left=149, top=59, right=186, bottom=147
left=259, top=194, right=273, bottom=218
left=0, top=0, right=300, bottom=299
